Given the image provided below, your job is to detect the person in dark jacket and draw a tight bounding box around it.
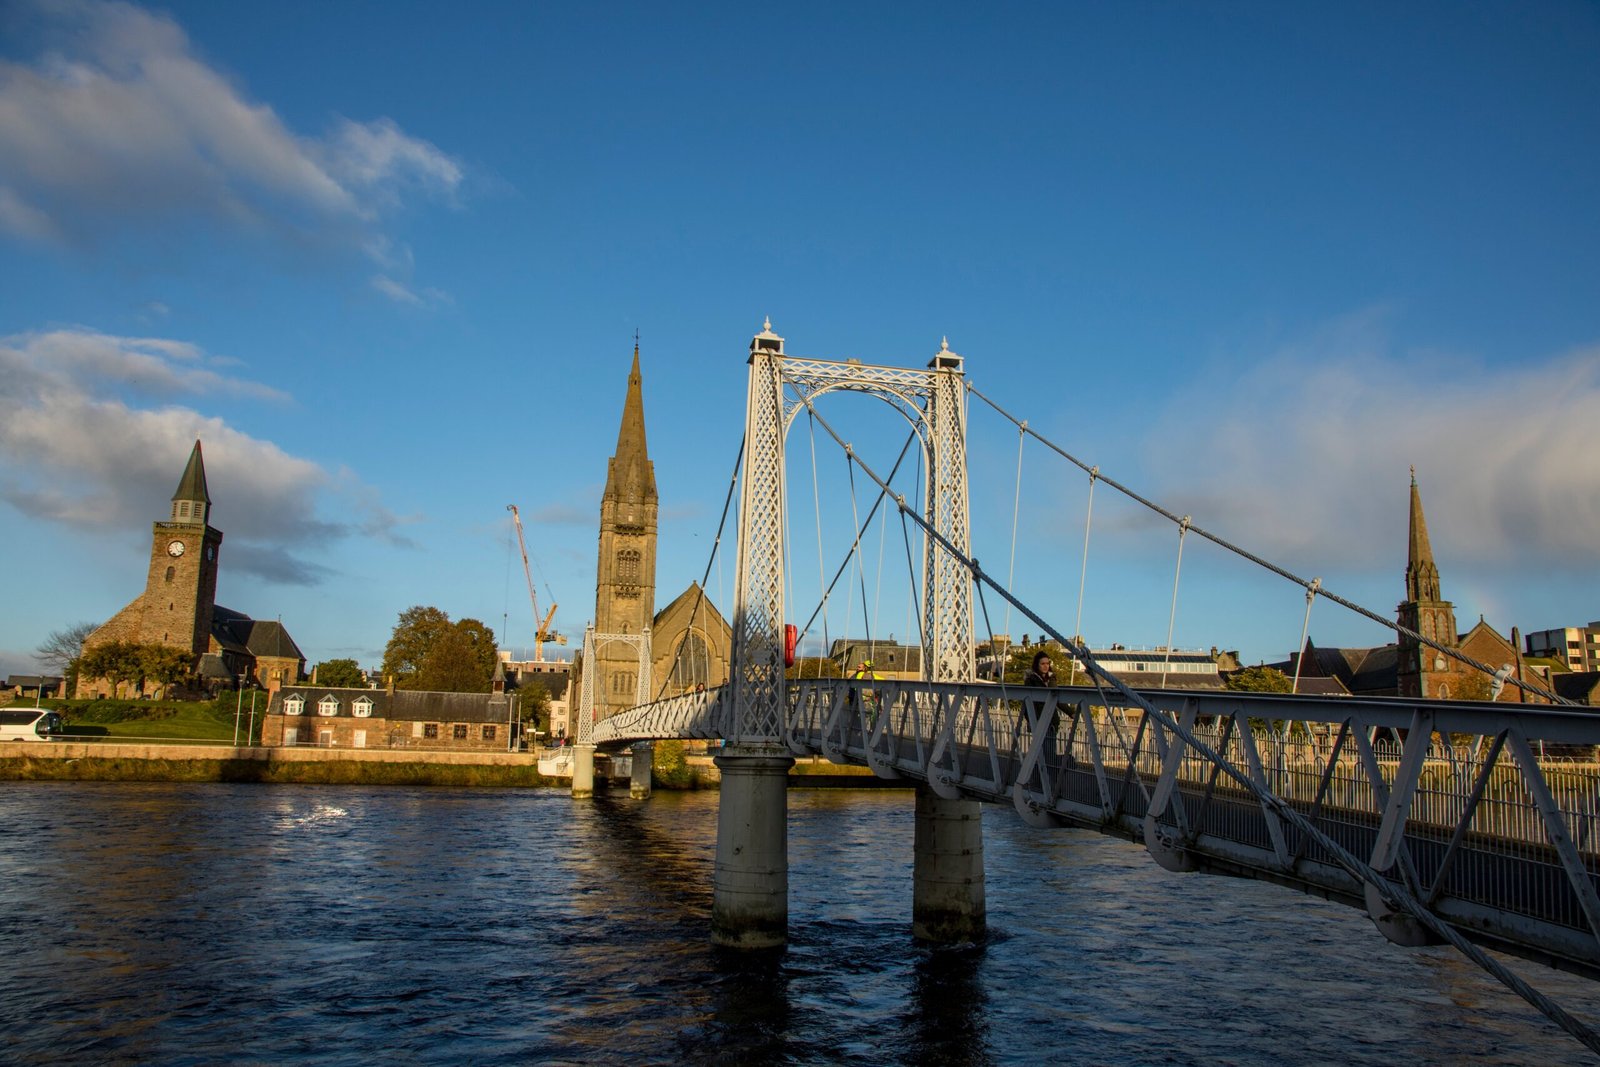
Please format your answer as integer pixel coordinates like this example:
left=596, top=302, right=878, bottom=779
left=1021, top=651, right=1070, bottom=766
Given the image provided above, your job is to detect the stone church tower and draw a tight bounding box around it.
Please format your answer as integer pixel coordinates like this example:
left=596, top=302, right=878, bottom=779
left=77, top=441, right=225, bottom=695
left=592, top=344, right=658, bottom=718
left=1396, top=470, right=1459, bottom=699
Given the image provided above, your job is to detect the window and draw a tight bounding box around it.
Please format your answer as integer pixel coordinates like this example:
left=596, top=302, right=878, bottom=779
left=353, top=697, right=373, bottom=718
left=672, top=633, right=709, bottom=689
left=482, top=725, right=496, bottom=741
left=284, top=726, right=300, bottom=744
left=617, top=548, right=641, bottom=582
left=283, top=695, right=305, bottom=716
left=353, top=730, right=367, bottom=748
left=452, top=724, right=468, bottom=740
left=318, top=695, right=340, bottom=717
left=165, top=566, right=175, bottom=583
left=611, top=670, right=636, bottom=695
left=424, top=723, right=439, bottom=739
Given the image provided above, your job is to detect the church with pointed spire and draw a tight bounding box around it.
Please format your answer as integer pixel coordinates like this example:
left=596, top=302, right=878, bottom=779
left=564, top=343, right=732, bottom=736
left=1279, top=470, right=1541, bottom=702
left=76, top=441, right=304, bottom=698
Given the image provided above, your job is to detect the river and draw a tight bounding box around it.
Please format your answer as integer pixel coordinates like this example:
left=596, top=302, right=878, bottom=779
left=1, top=782, right=1596, bottom=1065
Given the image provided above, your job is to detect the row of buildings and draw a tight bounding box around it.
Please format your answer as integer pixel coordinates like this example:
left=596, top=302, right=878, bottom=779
left=65, top=341, right=1596, bottom=758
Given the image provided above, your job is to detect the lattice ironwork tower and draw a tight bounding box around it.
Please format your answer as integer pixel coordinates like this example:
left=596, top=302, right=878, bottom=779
left=713, top=322, right=984, bottom=948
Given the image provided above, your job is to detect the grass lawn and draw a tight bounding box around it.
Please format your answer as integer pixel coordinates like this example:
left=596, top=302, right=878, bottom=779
left=40, top=697, right=259, bottom=744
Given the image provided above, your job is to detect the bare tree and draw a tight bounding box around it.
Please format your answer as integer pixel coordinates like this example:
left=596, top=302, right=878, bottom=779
left=36, top=622, right=99, bottom=674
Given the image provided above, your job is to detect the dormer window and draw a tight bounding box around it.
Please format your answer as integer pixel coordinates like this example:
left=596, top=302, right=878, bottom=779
left=318, top=695, right=340, bottom=717
left=353, top=697, right=373, bottom=718
left=283, top=695, right=305, bottom=716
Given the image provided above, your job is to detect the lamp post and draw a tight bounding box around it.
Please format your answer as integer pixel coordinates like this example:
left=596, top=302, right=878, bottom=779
left=233, top=669, right=244, bottom=745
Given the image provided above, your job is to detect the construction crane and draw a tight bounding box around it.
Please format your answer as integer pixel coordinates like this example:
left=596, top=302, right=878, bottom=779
left=507, top=504, right=561, bottom=660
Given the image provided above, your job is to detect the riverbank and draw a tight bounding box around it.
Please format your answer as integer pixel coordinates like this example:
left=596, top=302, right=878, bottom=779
left=0, top=743, right=899, bottom=789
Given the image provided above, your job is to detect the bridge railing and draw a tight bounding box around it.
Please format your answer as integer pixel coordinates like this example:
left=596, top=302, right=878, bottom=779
left=593, top=676, right=1600, bottom=973
left=782, top=677, right=1600, bottom=977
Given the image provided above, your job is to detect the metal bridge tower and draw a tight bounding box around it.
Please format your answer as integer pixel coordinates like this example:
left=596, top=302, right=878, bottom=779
left=713, top=321, right=984, bottom=948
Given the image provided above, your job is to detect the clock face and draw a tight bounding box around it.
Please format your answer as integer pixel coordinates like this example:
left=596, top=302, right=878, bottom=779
left=167, top=540, right=186, bottom=557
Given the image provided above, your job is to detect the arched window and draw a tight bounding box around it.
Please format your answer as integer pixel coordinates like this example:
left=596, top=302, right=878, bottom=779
left=672, top=632, right=710, bottom=689
left=283, top=694, right=305, bottom=716
left=318, top=695, right=340, bottom=717
left=610, top=670, right=637, bottom=696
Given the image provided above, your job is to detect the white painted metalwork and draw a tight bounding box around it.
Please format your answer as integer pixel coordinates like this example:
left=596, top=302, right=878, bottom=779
left=726, top=325, right=974, bottom=741
left=599, top=678, right=1600, bottom=979
left=576, top=623, right=652, bottom=745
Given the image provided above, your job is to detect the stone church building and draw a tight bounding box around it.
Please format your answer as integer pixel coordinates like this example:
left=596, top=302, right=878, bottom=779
left=1280, top=472, right=1541, bottom=702
left=570, top=345, right=732, bottom=733
left=76, top=441, right=305, bottom=698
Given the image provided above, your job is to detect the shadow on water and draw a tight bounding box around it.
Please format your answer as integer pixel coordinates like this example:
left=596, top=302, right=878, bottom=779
left=900, top=943, right=994, bottom=1067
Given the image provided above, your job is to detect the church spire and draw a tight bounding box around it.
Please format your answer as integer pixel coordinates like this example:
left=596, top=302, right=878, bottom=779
left=1405, top=467, right=1441, bottom=602
left=604, top=343, right=656, bottom=505
left=170, top=439, right=211, bottom=525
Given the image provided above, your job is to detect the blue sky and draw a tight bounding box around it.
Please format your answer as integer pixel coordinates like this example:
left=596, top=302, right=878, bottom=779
left=3, top=0, right=1598, bottom=677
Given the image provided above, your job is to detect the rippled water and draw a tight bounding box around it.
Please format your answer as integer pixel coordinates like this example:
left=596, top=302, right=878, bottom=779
left=1, top=782, right=1597, bottom=1065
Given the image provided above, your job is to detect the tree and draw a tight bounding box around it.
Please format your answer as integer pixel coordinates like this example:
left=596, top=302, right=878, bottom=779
left=381, top=606, right=452, bottom=687
left=1225, top=665, right=1294, bottom=694
left=786, top=657, right=842, bottom=680
left=518, top=678, right=551, bottom=735
left=36, top=621, right=98, bottom=675
left=138, top=645, right=194, bottom=698
left=314, top=658, right=365, bottom=687
left=78, top=640, right=145, bottom=698
left=413, top=618, right=499, bottom=692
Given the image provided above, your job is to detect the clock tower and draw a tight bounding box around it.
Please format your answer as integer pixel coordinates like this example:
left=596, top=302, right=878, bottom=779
left=140, top=440, right=224, bottom=654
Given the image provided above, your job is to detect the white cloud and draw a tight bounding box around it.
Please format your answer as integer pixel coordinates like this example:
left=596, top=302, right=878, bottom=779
left=0, top=326, right=413, bottom=585
left=371, top=274, right=451, bottom=308
left=1141, top=317, right=1600, bottom=571
left=0, top=0, right=462, bottom=265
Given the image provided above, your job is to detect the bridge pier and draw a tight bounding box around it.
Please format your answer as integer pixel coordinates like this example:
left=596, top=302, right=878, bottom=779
left=571, top=744, right=596, bottom=799
left=711, top=744, right=795, bottom=948
left=630, top=742, right=654, bottom=800
left=912, top=785, right=986, bottom=943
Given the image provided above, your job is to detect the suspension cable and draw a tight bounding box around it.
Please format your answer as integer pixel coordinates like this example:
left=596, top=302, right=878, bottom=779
left=800, top=392, right=1600, bottom=1053
left=1068, top=466, right=1098, bottom=686
left=1004, top=422, right=1026, bottom=643
left=1159, top=517, right=1190, bottom=689
left=965, top=381, right=1572, bottom=706
left=1291, top=578, right=1322, bottom=696
left=651, top=435, right=744, bottom=702
left=791, top=430, right=920, bottom=655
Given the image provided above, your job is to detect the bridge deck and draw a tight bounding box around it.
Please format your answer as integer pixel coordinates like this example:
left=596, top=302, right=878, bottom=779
left=594, top=679, right=1600, bottom=978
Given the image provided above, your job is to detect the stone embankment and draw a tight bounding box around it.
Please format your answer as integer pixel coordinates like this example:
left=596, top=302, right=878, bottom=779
left=0, top=741, right=551, bottom=787
left=0, top=742, right=895, bottom=788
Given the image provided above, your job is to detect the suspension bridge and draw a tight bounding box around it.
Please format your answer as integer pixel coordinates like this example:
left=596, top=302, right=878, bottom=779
left=572, top=321, right=1600, bottom=1054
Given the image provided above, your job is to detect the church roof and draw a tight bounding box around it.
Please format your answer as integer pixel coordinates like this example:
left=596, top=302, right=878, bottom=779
left=172, top=439, right=212, bottom=505
left=653, top=581, right=730, bottom=632
left=210, top=605, right=304, bottom=662
left=603, top=345, right=657, bottom=504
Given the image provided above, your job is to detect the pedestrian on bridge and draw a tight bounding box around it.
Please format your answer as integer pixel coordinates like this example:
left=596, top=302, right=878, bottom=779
left=850, top=659, right=881, bottom=730
left=1021, top=651, right=1070, bottom=766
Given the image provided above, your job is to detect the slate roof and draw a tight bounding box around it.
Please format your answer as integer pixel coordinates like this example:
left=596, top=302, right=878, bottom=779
left=210, top=605, right=305, bottom=662
left=270, top=686, right=512, bottom=723
left=1553, top=672, right=1600, bottom=706
left=1272, top=640, right=1398, bottom=696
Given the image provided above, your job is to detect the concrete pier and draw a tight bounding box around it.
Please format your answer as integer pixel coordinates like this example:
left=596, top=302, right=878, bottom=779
left=711, top=743, right=795, bottom=948
left=912, top=784, right=986, bottom=942
left=571, top=744, right=596, bottom=799
left=630, top=742, right=654, bottom=800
